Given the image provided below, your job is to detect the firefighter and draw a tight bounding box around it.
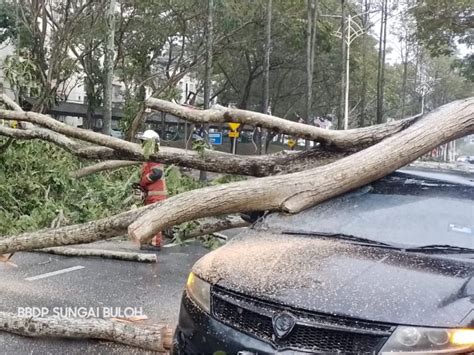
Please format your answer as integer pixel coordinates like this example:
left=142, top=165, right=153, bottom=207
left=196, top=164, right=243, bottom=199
left=137, top=130, right=167, bottom=251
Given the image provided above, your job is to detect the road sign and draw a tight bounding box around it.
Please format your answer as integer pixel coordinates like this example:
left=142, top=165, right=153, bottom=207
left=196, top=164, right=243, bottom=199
left=228, top=122, right=241, bottom=131
left=287, top=139, right=296, bottom=148
left=229, top=131, right=240, bottom=138
left=208, top=132, right=223, bottom=145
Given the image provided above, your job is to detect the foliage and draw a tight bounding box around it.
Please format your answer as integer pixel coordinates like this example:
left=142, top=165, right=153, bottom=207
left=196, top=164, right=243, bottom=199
left=164, top=166, right=206, bottom=196
left=2, top=55, right=42, bottom=96
left=0, top=140, right=139, bottom=236
left=142, top=139, right=159, bottom=160
left=192, top=139, right=212, bottom=158
left=0, top=2, right=16, bottom=45
left=412, top=0, right=473, bottom=56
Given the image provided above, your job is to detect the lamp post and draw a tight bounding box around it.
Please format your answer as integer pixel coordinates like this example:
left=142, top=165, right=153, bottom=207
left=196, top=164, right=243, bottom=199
left=334, top=13, right=366, bottom=130
left=322, top=11, right=371, bottom=130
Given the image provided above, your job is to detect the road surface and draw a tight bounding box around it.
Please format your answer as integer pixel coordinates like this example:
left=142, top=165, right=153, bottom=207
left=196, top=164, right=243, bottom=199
left=0, top=240, right=210, bottom=354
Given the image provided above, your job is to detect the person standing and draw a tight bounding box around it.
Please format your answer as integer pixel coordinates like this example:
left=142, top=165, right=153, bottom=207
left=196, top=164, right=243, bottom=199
left=137, top=130, right=167, bottom=250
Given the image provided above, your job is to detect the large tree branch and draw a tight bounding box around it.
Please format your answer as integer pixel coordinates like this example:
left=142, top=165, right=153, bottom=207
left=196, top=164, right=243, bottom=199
left=128, top=98, right=474, bottom=244
left=0, top=109, right=350, bottom=176
left=146, top=98, right=422, bottom=150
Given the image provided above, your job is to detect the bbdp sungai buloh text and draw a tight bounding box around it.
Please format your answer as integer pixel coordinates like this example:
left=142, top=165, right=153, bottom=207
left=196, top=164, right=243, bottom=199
left=17, top=307, right=144, bottom=318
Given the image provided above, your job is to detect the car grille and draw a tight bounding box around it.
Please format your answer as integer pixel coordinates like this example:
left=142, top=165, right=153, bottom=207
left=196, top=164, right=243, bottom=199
left=212, top=287, right=394, bottom=354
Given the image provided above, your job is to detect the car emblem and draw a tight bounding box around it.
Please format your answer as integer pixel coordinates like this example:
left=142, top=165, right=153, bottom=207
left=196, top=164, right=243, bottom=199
left=272, top=312, right=296, bottom=339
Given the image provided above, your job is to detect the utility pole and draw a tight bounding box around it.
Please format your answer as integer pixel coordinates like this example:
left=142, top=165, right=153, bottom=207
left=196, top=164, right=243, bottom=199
left=102, top=0, right=116, bottom=136
left=200, top=0, right=214, bottom=181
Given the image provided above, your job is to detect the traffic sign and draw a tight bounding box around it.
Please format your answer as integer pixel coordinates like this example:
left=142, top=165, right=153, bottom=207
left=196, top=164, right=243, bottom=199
left=287, top=139, right=296, bottom=148
left=208, top=132, right=223, bottom=145
left=228, top=122, right=241, bottom=131
left=228, top=131, right=240, bottom=138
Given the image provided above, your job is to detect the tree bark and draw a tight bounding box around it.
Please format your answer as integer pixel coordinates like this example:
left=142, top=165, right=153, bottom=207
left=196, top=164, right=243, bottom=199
left=0, top=312, right=167, bottom=352
left=36, top=247, right=157, bottom=263
left=128, top=98, right=474, bottom=244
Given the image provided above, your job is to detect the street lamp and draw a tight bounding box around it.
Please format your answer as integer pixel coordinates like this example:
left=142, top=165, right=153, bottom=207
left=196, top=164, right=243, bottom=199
left=322, top=11, right=372, bottom=130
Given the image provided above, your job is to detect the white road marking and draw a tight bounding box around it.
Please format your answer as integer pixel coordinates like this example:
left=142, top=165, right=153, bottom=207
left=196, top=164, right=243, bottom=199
left=25, top=266, right=85, bottom=281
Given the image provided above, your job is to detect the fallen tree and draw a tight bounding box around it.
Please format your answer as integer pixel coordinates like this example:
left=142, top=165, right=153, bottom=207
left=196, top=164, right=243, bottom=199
left=0, top=97, right=472, bottom=253
left=129, top=97, right=474, bottom=244
left=0, top=312, right=169, bottom=352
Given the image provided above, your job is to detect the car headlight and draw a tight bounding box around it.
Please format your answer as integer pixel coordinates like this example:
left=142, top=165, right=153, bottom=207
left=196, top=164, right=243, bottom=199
left=380, top=326, right=474, bottom=353
left=186, top=272, right=211, bottom=313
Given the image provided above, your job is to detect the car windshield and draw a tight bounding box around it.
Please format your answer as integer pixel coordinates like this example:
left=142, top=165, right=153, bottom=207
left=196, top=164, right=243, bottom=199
left=263, top=181, right=474, bottom=250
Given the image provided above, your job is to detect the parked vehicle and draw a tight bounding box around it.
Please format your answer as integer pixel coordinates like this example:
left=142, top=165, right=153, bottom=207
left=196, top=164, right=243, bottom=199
left=173, top=169, right=474, bottom=354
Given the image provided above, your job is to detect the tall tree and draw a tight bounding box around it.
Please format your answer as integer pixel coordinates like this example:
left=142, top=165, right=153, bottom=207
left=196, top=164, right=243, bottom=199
left=258, top=0, right=272, bottom=154
left=358, top=0, right=370, bottom=127
left=376, top=0, right=388, bottom=124
left=200, top=0, right=214, bottom=180
left=338, top=0, right=346, bottom=129
left=102, top=0, right=116, bottom=136
left=306, top=0, right=317, bottom=145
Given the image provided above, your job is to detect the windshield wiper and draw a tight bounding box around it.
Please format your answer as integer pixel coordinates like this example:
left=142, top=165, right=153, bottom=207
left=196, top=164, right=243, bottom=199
left=282, top=230, right=399, bottom=249
left=405, top=244, right=474, bottom=254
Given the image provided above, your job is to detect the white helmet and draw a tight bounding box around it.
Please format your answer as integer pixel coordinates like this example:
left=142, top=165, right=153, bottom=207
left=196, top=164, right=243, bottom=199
left=138, top=130, right=160, bottom=142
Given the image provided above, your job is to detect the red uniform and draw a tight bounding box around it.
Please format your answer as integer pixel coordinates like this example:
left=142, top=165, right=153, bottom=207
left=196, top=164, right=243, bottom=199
left=139, top=162, right=167, bottom=247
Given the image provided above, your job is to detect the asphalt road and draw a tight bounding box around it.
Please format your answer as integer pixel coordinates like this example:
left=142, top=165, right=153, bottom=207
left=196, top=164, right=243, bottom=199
left=0, top=240, right=210, bottom=354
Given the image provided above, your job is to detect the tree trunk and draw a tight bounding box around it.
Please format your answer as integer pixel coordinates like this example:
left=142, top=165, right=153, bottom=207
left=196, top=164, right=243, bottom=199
left=359, top=0, right=370, bottom=127
left=260, top=0, right=272, bottom=155
left=338, top=0, right=346, bottom=130
left=200, top=0, right=214, bottom=181
left=376, top=0, right=388, bottom=124
left=306, top=0, right=318, bottom=147
left=0, top=312, right=168, bottom=352
left=101, top=0, right=116, bottom=136
left=128, top=98, right=474, bottom=244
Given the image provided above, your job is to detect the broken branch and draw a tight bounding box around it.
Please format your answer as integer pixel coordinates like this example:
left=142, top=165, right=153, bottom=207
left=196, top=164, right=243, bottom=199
left=36, top=247, right=157, bottom=262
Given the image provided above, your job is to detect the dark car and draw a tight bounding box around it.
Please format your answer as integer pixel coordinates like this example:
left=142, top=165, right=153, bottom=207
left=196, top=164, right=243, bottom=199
left=173, top=169, right=474, bottom=354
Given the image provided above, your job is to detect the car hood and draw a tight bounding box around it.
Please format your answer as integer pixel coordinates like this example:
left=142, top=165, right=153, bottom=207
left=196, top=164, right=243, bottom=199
left=193, top=230, right=474, bottom=327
